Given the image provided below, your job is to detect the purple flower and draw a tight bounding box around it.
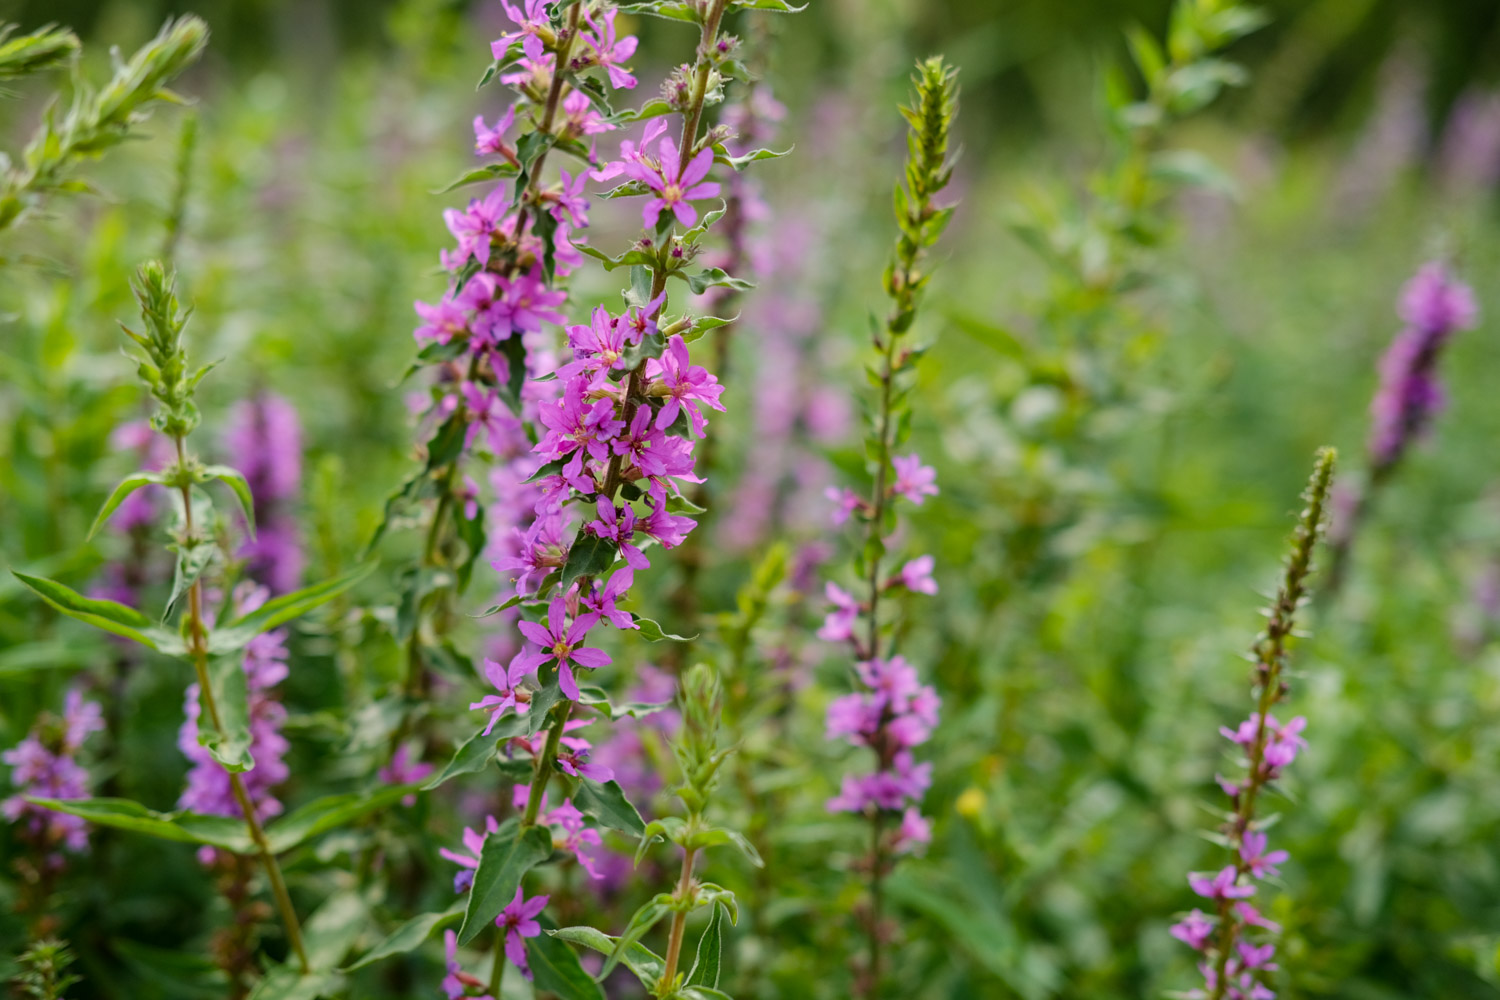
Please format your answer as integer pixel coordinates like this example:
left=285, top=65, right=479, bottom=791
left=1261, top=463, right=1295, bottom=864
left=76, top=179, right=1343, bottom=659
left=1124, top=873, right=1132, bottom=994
left=414, top=294, right=469, bottom=346
left=443, top=189, right=507, bottom=269
left=522, top=789, right=606, bottom=879
left=563, top=306, right=631, bottom=378
left=559, top=89, right=614, bottom=141
left=646, top=335, right=725, bottom=438
left=1239, top=831, right=1289, bottom=879
left=470, top=653, right=538, bottom=735
left=892, top=807, right=931, bottom=855
left=890, top=454, right=938, bottom=505
left=491, top=0, right=550, bottom=59
left=380, top=746, right=434, bottom=807
left=439, top=815, right=499, bottom=894
left=2, top=688, right=104, bottom=859
left=555, top=746, right=614, bottom=783
left=514, top=594, right=612, bottom=700
left=581, top=569, right=636, bottom=629
left=580, top=8, right=638, bottom=90
left=442, top=929, right=494, bottom=1000
left=586, top=498, right=649, bottom=569
left=495, top=887, right=549, bottom=980
left=899, top=555, right=938, bottom=594
left=223, top=393, right=304, bottom=593
left=474, top=106, right=517, bottom=159
left=1368, top=261, right=1478, bottom=470
left=826, top=487, right=863, bottom=526
left=818, top=582, right=859, bottom=643
left=463, top=382, right=521, bottom=454
left=1170, top=909, right=1215, bottom=950
left=1188, top=866, right=1255, bottom=901
left=628, top=136, right=720, bottom=229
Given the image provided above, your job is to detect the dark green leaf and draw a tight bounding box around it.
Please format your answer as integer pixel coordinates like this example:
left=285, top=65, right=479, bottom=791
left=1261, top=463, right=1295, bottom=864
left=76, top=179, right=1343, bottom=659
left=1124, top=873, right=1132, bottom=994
left=198, top=653, right=253, bottom=772
left=422, top=713, right=530, bottom=790
left=677, top=267, right=754, bottom=295
left=200, top=464, right=256, bottom=538
left=574, top=780, right=646, bottom=837
left=457, top=822, right=553, bottom=945
left=560, top=533, right=618, bottom=589
left=434, top=161, right=519, bottom=195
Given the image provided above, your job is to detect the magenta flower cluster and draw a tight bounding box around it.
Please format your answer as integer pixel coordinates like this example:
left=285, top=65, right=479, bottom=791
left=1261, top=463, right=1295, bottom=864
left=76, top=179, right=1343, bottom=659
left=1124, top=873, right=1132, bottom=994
left=1367, top=261, right=1478, bottom=472
left=1171, top=711, right=1309, bottom=999
left=223, top=392, right=304, bottom=593
left=2, top=688, right=104, bottom=865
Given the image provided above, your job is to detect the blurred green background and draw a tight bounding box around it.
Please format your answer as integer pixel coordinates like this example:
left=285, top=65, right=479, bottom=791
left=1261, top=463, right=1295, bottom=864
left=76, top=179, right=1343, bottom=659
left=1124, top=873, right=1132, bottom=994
left=3, top=0, right=1500, bottom=998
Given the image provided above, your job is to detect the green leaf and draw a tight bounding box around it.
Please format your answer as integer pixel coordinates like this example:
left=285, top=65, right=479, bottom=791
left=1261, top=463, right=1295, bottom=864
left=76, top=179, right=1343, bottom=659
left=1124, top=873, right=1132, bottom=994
left=0, top=637, right=109, bottom=676
left=574, top=686, right=672, bottom=723
left=249, top=891, right=367, bottom=999
left=472, top=593, right=526, bottom=618
left=87, top=470, right=169, bottom=539
left=730, top=0, right=807, bottom=9
left=574, top=780, right=646, bottom=837
left=550, top=926, right=663, bottom=988
left=677, top=313, right=737, bottom=345
left=24, top=797, right=250, bottom=852
left=686, top=902, right=725, bottom=989
left=560, top=533, right=618, bottom=588
left=1149, top=149, right=1238, bottom=198
left=602, top=900, right=669, bottom=978
left=457, top=822, right=554, bottom=945
left=614, top=2, right=701, bottom=23
left=264, top=784, right=421, bottom=853
left=632, top=616, right=695, bottom=642
left=422, top=713, right=530, bottom=790
left=164, top=537, right=216, bottom=622
left=688, top=827, right=764, bottom=867
left=208, top=562, right=374, bottom=654
left=610, top=98, right=675, bottom=124
left=434, top=161, right=519, bottom=194
left=665, top=494, right=707, bottom=516
left=198, top=653, right=253, bottom=772
left=10, top=571, right=185, bottom=654
left=527, top=917, right=605, bottom=1000
left=200, top=464, right=256, bottom=539
left=676, top=267, right=754, bottom=295
left=576, top=244, right=658, bottom=272
left=712, top=143, right=793, bottom=172
left=340, top=903, right=464, bottom=972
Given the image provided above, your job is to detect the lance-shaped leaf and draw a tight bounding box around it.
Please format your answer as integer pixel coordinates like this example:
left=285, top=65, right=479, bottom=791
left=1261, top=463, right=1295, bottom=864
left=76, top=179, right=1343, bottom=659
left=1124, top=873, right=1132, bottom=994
left=710, top=142, right=793, bottom=172
left=164, top=536, right=216, bottom=622
left=11, top=572, right=185, bottom=654
left=602, top=898, right=670, bottom=978
left=527, top=916, right=604, bottom=1000
left=675, top=267, right=754, bottom=295
left=199, top=464, right=256, bottom=538
left=559, top=533, right=618, bottom=589
left=208, top=562, right=374, bottom=654
left=249, top=891, right=367, bottom=999
left=686, top=901, right=726, bottom=988
left=632, top=616, right=695, bottom=642
left=25, top=797, right=251, bottom=852
left=341, top=903, right=465, bottom=972
left=550, top=926, right=663, bottom=988
left=573, top=779, right=646, bottom=837
left=87, top=469, right=171, bottom=539
left=422, top=713, right=530, bottom=791
left=265, top=784, right=421, bottom=853
left=575, top=686, right=672, bottom=723
left=686, top=827, right=764, bottom=868
left=434, top=161, right=519, bottom=195
left=198, top=652, right=253, bottom=772
left=457, top=822, right=554, bottom=945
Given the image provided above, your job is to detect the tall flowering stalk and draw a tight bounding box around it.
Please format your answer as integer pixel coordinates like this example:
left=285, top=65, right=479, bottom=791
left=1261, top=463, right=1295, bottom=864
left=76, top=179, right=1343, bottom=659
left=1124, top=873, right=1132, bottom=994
left=1326, top=262, right=1478, bottom=591
left=1171, top=447, right=1335, bottom=1000
left=13, top=263, right=375, bottom=980
left=818, top=57, right=958, bottom=999
left=355, top=0, right=800, bottom=992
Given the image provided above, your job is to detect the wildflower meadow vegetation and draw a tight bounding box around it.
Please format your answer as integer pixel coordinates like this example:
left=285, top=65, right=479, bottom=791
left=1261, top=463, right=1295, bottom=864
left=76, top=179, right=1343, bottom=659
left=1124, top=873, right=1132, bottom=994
left=3, top=1, right=1500, bottom=998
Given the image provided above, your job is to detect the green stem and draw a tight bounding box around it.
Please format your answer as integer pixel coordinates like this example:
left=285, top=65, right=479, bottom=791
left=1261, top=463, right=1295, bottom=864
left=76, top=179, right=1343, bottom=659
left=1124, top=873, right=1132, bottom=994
left=659, top=846, right=699, bottom=989
left=521, top=701, right=571, bottom=827
left=865, top=809, right=886, bottom=1000
left=489, top=925, right=507, bottom=997
left=174, top=437, right=309, bottom=974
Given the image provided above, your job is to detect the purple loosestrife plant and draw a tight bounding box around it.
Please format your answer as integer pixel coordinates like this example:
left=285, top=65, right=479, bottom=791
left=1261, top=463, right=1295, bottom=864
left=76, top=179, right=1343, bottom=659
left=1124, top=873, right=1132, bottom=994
left=817, top=57, right=958, bottom=999
left=353, top=2, right=801, bottom=995
left=1327, top=262, right=1478, bottom=591
left=12, top=263, right=377, bottom=982
left=1171, top=448, right=1335, bottom=1000
left=223, top=393, right=304, bottom=594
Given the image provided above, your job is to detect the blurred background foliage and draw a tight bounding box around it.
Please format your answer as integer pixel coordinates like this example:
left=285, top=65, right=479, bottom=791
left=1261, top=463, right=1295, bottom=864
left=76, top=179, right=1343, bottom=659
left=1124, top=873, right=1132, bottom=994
left=4, top=0, right=1500, bottom=998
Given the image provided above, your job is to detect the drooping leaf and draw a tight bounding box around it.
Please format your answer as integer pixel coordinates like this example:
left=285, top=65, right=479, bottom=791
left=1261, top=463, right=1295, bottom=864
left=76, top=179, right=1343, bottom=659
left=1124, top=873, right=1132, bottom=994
left=527, top=916, right=605, bottom=1000
left=457, top=822, right=554, bottom=945
left=340, top=903, right=464, bottom=972
left=24, top=797, right=250, bottom=852
left=574, top=779, right=646, bottom=837
left=434, top=161, right=519, bottom=194
left=11, top=572, right=185, bottom=654
left=676, top=267, right=754, bottom=295
left=632, top=616, right=695, bottom=642
left=200, top=464, right=257, bottom=538
left=164, top=537, right=216, bottom=622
